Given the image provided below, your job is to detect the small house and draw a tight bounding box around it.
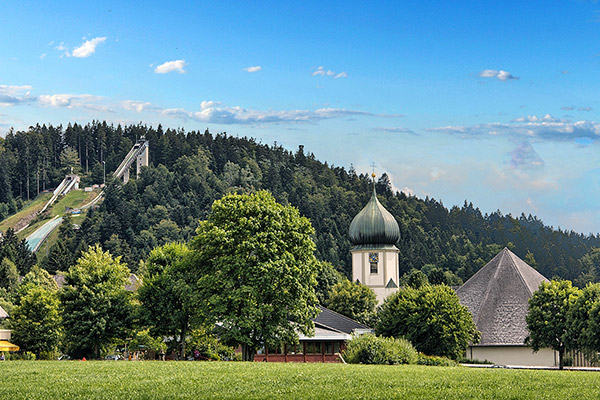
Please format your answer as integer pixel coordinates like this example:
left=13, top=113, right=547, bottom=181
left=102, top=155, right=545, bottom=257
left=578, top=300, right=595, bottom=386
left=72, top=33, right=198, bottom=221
left=254, top=306, right=372, bottom=363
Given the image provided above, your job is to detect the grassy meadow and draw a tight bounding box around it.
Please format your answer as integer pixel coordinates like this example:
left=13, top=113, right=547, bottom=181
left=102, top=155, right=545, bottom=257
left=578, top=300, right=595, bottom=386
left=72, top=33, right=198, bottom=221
left=0, top=361, right=597, bottom=399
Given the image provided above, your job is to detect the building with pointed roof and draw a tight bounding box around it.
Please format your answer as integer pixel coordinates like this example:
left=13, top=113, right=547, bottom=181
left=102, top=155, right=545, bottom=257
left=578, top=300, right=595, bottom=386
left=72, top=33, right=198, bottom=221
left=349, top=174, right=400, bottom=303
left=456, top=247, right=557, bottom=366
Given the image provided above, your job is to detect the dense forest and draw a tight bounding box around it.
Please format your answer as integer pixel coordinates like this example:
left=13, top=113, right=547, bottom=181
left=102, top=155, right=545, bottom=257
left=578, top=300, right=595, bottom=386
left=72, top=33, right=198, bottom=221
left=1, top=121, right=599, bottom=284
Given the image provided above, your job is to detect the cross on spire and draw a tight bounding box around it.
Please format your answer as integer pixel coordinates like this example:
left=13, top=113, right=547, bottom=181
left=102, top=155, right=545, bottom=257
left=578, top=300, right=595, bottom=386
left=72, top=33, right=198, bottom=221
left=370, top=162, right=377, bottom=183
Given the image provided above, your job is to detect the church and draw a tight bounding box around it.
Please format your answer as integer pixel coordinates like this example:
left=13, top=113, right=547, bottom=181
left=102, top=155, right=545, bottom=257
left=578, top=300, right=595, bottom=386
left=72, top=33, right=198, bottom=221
left=348, top=175, right=559, bottom=367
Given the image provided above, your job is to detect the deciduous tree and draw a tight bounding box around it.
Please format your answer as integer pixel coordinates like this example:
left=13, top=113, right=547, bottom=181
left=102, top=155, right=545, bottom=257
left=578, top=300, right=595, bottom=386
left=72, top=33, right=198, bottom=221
left=190, top=191, right=319, bottom=361
left=10, top=286, right=61, bottom=359
left=376, top=284, right=479, bottom=359
left=526, top=279, right=580, bottom=369
left=60, top=245, right=133, bottom=359
left=326, top=279, right=377, bottom=326
left=137, top=242, right=194, bottom=359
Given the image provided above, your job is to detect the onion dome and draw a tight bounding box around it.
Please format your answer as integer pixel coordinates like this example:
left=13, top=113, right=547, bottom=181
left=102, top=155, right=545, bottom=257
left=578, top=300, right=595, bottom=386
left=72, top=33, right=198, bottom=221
left=349, top=184, right=400, bottom=251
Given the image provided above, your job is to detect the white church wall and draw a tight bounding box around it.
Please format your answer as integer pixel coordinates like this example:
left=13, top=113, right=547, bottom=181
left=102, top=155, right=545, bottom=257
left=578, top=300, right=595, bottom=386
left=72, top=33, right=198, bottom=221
left=466, top=346, right=556, bottom=367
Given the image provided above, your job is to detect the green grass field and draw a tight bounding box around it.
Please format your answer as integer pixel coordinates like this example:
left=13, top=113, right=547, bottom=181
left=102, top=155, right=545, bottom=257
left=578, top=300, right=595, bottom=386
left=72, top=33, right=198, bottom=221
left=0, top=361, right=597, bottom=399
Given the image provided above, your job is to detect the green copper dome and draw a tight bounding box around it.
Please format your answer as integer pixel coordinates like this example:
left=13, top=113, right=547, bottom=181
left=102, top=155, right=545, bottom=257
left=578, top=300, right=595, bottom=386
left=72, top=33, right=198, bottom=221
left=349, top=186, right=400, bottom=250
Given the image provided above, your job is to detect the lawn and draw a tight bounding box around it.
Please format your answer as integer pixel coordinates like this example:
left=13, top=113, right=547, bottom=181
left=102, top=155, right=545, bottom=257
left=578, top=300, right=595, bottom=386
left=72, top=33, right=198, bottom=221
left=0, top=361, right=598, bottom=399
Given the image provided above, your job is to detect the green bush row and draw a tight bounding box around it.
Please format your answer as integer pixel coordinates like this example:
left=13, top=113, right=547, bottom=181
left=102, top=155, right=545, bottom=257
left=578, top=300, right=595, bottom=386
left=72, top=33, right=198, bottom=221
left=343, top=334, right=458, bottom=366
left=343, top=334, right=418, bottom=365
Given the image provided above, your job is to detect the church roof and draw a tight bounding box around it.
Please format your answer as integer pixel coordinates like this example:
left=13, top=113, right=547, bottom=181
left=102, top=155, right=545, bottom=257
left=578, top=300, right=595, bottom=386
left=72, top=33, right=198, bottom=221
left=349, top=186, right=400, bottom=250
left=456, top=247, right=548, bottom=346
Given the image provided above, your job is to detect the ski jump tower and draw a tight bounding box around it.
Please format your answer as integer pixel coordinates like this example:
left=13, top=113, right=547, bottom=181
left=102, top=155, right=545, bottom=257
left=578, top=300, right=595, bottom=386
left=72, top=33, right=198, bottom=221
left=113, top=138, right=149, bottom=183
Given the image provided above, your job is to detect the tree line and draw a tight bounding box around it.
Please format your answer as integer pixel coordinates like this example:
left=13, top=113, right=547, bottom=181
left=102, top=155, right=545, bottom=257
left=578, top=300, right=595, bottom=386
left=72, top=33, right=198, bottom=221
left=1, top=121, right=600, bottom=285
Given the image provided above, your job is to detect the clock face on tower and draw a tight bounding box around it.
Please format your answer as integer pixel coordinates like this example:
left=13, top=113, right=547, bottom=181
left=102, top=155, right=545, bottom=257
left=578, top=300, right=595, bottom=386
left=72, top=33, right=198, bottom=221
left=369, top=252, right=379, bottom=263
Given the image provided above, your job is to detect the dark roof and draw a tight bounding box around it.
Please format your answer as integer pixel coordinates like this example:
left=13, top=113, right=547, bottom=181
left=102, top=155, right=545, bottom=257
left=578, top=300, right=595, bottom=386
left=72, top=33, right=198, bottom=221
left=125, top=274, right=141, bottom=292
left=52, top=274, right=66, bottom=288
left=313, top=305, right=372, bottom=334
left=456, top=247, right=548, bottom=346
left=349, top=186, right=400, bottom=250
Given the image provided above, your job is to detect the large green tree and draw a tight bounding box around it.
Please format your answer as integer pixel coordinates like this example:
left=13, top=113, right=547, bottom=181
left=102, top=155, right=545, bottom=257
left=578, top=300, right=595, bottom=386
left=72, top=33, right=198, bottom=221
left=190, top=191, right=320, bottom=361
left=15, top=265, right=58, bottom=303
left=566, top=283, right=600, bottom=355
left=326, top=279, right=377, bottom=326
left=376, top=284, right=480, bottom=359
left=137, top=242, right=195, bottom=359
left=10, top=286, right=62, bottom=359
left=60, top=245, right=133, bottom=359
left=526, top=280, right=580, bottom=369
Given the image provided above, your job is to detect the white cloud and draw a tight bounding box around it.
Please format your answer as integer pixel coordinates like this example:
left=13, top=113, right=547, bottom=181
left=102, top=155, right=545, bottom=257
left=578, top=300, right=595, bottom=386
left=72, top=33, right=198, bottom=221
left=121, top=100, right=155, bottom=113
left=38, top=94, right=104, bottom=111
left=243, top=66, right=262, bottom=73
left=71, top=37, right=106, bottom=58
left=478, top=69, right=518, bottom=81
left=401, top=186, right=414, bottom=196
left=40, top=53, right=47, bottom=60
left=154, top=60, right=187, bottom=74
left=312, top=66, right=348, bottom=79
left=0, top=85, right=33, bottom=107
left=430, top=114, right=600, bottom=143
left=123, top=98, right=399, bottom=125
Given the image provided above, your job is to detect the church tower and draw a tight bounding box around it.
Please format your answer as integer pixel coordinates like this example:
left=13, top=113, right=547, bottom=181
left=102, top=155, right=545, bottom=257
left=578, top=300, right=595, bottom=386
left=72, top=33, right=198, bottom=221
left=349, top=174, right=401, bottom=303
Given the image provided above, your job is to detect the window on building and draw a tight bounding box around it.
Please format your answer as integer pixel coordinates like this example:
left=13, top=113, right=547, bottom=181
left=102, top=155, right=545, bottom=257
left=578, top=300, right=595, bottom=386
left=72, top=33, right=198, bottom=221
left=306, top=342, right=323, bottom=354
left=288, top=344, right=303, bottom=354
left=369, top=252, right=379, bottom=274
left=325, top=342, right=333, bottom=354
left=333, top=342, right=341, bottom=354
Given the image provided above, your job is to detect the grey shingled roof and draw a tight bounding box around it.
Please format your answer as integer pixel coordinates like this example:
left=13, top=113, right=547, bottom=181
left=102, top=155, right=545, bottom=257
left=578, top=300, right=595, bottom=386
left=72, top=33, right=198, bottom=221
left=313, top=305, right=372, bottom=334
left=456, top=247, right=548, bottom=346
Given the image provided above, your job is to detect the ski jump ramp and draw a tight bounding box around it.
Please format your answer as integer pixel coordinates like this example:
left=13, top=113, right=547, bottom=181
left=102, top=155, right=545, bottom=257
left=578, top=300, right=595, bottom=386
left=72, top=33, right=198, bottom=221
left=113, top=139, right=149, bottom=183
left=40, top=174, right=80, bottom=214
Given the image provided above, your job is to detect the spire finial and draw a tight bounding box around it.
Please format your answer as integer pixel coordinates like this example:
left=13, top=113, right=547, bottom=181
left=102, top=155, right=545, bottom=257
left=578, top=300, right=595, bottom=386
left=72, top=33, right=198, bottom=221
left=370, top=162, right=376, bottom=182
left=370, top=162, right=377, bottom=193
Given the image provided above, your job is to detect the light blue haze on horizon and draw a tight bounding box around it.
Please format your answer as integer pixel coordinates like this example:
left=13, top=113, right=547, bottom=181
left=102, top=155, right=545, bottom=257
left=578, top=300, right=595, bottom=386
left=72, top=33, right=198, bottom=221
left=1, top=1, right=599, bottom=234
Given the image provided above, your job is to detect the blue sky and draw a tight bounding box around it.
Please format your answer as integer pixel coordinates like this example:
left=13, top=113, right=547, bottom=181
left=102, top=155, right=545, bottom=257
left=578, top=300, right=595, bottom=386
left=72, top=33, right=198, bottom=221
left=2, top=1, right=600, bottom=234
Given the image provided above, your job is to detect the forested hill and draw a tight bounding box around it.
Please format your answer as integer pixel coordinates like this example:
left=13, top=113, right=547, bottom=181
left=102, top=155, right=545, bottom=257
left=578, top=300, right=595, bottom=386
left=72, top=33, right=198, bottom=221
left=1, top=121, right=599, bottom=284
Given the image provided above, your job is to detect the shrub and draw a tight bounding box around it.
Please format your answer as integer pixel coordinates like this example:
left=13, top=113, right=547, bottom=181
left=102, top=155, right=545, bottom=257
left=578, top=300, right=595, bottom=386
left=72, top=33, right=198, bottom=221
left=343, top=334, right=418, bottom=365
left=186, top=328, right=236, bottom=361
left=417, top=353, right=458, bottom=366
